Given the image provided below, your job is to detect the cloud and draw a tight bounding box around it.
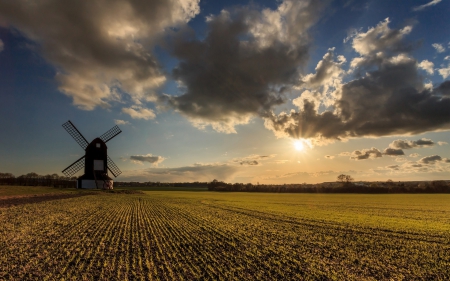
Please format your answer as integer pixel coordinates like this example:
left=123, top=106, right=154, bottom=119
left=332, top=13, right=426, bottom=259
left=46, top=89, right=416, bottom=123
left=418, top=60, right=434, bottom=74
left=419, top=155, right=442, bottom=164
left=395, top=157, right=407, bottom=162
left=0, top=0, right=200, bottom=110
left=350, top=147, right=382, bottom=160
left=383, top=148, right=405, bottom=156
left=388, top=138, right=435, bottom=149
left=121, top=163, right=239, bottom=182
left=0, top=39, right=3, bottom=52
left=432, top=43, right=445, bottom=53
left=386, top=165, right=400, bottom=170
left=160, top=0, right=329, bottom=133
left=409, top=153, right=420, bottom=158
left=438, top=65, right=450, bottom=79
left=130, top=154, right=165, bottom=166
left=413, top=0, right=442, bottom=11
left=122, top=106, right=156, bottom=120
left=231, top=154, right=276, bottom=166
left=114, top=119, right=130, bottom=125
left=438, top=141, right=448, bottom=146
left=324, top=155, right=335, bottom=159
left=338, top=152, right=351, bottom=156
left=264, top=19, right=450, bottom=143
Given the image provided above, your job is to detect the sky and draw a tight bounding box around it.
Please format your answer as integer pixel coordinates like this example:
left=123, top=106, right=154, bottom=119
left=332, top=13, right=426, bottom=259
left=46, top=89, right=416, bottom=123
left=0, top=0, right=449, bottom=184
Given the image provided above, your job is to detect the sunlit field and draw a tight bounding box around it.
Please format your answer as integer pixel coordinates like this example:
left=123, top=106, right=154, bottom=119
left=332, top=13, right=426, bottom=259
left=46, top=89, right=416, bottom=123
left=1, top=187, right=449, bottom=280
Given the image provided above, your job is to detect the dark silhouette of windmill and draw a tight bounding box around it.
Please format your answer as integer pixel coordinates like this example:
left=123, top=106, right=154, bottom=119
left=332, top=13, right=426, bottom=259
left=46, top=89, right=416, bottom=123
left=61, top=120, right=122, bottom=189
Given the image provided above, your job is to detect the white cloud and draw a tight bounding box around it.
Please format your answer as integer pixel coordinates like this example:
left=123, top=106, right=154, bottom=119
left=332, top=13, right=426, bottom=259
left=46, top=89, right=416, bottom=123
left=114, top=119, right=130, bottom=125
left=432, top=43, right=445, bottom=53
left=409, top=153, right=420, bottom=158
left=413, top=0, right=442, bottom=11
left=122, top=106, right=156, bottom=120
left=438, top=141, right=448, bottom=146
left=350, top=18, right=411, bottom=56
left=438, top=65, right=450, bottom=79
left=418, top=60, right=434, bottom=74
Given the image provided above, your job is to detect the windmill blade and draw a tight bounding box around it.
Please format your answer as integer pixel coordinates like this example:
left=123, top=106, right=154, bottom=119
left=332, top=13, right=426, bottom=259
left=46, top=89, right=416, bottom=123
left=62, top=156, right=85, bottom=177
left=62, top=121, right=89, bottom=150
left=107, top=156, right=122, bottom=177
left=100, top=125, right=122, bottom=143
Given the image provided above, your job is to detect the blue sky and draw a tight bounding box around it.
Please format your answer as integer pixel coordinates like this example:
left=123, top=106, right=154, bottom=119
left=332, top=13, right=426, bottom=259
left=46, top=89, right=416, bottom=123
left=0, top=0, right=449, bottom=183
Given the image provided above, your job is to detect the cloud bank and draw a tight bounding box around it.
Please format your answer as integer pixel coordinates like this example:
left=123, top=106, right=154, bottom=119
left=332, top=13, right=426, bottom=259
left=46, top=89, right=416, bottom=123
left=0, top=0, right=200, bottom=110
left=122, top=163, right=239, bottom=182
left=264, top=19, right=450, bottom=144
left=160, top=0, right=329, bottom=133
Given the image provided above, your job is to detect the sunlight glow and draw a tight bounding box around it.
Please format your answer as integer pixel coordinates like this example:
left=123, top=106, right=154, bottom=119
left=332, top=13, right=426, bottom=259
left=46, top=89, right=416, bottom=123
left=294, top=140, right=304, bottom=151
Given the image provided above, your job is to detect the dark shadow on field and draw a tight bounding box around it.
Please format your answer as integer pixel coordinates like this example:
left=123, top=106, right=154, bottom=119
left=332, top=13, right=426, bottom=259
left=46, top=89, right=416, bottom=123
left=0, top=193, right=95, bottom=208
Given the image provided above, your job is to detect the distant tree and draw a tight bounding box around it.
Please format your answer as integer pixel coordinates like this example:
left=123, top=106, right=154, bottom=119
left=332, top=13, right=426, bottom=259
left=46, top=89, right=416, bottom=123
left=337, top=174, right=354, bottom=183
left=0, top=173, right=15, bottom=178
left=25, top=172, right=39, bottom=178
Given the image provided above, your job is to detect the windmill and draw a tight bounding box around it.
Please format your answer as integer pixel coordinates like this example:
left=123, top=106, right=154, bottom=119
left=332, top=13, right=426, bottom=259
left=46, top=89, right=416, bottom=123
left=61, top=120, right=122, bottom=189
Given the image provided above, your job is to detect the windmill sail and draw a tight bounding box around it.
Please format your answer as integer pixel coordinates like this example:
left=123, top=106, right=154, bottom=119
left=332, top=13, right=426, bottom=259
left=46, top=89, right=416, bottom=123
left=62, top=156, right=85, bottom=177
left=100, top=125, right=122, bottom=143
left=62, top=121, right=89, bottom=149
left=107, top=156, right=122, bottom=177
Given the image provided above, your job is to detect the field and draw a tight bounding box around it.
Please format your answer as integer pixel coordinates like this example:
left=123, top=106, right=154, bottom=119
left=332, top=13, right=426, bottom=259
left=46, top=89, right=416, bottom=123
left=1, top=187, right=449, bottom=280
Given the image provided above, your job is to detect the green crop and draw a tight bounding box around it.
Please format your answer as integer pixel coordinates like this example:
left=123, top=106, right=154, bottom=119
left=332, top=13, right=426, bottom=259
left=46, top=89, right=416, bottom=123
left=0, top=191, right=449, bottom=280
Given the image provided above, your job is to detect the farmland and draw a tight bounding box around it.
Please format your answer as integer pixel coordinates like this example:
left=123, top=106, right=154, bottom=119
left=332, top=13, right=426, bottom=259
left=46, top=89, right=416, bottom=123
left=1, top=188, right=449, bottom=280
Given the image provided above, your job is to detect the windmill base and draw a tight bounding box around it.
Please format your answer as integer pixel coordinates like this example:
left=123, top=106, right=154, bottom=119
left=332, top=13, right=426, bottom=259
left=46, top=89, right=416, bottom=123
left=77, top=179, right=114, bottom=190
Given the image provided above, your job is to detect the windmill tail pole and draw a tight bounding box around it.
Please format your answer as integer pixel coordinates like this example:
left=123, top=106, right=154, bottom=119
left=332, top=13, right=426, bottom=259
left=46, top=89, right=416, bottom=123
left=93, top=167, right=100, bottom=189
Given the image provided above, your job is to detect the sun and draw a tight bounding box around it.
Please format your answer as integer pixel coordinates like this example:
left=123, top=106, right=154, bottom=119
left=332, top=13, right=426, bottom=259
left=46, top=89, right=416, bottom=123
left=293, top=140, right=304, bottom=151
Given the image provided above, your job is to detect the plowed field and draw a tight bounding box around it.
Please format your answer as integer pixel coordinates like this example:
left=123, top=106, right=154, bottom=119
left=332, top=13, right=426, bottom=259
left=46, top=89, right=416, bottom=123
left=1, top=191, right=449, bottom=280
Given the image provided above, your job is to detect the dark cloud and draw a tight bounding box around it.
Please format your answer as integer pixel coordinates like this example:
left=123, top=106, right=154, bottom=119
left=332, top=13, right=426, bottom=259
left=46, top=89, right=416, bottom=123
left=240, top=160, right=259, bottom=166
left=130, top=154, right=165, bottom=165
left=350, top=148, right=382, bottom=160
left=0, top=0, right=199, bottom=110
left=122, top=163, right=239, bottom=182
left=264, top=19, right=450, bottom=143
left=160, top=0, right=329, bottom=133
left=383, top=148, right=405, bottom=156
left=231, top=154, right=275, bottom=166
left=386, top=165, right=400, bottom=170
left=389, top=138, right=435, bottom=149
left=419, top=155, right=442, bottom=164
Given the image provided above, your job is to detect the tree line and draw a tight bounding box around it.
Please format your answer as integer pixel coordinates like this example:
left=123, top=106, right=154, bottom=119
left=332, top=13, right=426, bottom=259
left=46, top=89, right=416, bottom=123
left=0, top=172, right=77, bottom=188
left=207, top=177, right=450, bottom=194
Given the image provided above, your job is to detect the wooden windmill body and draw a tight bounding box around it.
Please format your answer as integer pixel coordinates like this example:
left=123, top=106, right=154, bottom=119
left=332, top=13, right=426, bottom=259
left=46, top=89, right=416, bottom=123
left=62, top=121, right=122, bottom=189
